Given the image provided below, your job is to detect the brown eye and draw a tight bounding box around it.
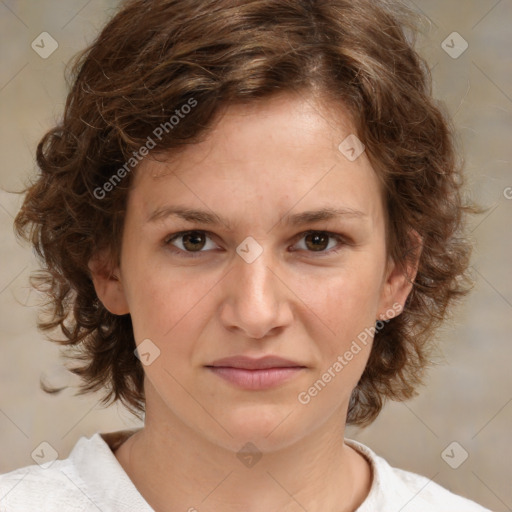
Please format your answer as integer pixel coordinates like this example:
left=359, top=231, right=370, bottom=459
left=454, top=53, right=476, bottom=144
left=181, top=231, right=206, bottom=251
left=304, top=232, right=330, bottom=252
left=292, top=231, right=347, bottom=256
left=165, top=230, right=216, bottom=257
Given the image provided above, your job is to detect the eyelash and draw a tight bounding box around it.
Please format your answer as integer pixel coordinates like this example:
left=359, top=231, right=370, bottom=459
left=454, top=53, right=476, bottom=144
left=163, top=230, right=349, bottom=258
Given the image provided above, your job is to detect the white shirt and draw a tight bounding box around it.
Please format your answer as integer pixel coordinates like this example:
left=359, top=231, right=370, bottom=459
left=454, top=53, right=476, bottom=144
left=0, top=429, right=491, bottom=511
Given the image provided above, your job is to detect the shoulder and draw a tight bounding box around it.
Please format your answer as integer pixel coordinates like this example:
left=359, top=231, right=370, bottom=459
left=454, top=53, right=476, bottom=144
left=0, top=428, right=148, bottom=512
left=0, top=459, right=93, bottom=511
left=345, top=439, right=492, bottom=512
left=389, top=467, right=491, bottom=511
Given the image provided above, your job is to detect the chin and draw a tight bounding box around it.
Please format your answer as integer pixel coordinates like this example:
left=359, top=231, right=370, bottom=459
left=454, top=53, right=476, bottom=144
left=210, top=405, right=307, bottom=453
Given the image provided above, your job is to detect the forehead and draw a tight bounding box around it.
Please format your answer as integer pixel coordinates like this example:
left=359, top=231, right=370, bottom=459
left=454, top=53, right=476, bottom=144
left=142, top=93, right=357, bottom=177
left=128, top=93, right=385, bottom=229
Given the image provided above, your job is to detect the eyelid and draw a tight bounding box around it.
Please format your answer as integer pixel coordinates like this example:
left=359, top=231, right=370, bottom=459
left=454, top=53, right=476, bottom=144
left=163, top=229, right=350, bottom=257
left=163, top=230, right=220, bottom=258
left=164, top=230, right=207, bottom=245
left=289, top=230, right=351, bottom=256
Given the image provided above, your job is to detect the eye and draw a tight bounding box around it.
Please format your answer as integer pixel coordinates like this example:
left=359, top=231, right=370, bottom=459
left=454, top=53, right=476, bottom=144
left=291, top=230, right=347, bottom=256
left=164, top=230, right=348, bottom=258
left=164, top=230, right=218, bottom=257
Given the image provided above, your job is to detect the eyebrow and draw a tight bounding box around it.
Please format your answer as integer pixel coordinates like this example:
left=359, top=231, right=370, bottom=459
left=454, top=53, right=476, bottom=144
left=147, top=206, right=367, bottom=229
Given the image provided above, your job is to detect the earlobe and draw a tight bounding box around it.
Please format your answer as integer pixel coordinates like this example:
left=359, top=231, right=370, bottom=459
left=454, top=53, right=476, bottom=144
left=88, top=253, right=130, bottom=316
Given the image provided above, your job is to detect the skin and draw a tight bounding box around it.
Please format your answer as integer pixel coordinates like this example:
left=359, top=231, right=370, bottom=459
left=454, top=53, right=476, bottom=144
left=90, top=91, right=419, bottom=512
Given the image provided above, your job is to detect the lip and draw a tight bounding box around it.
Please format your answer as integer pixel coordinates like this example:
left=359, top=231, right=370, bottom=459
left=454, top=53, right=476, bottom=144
left=205, top=355, right=307, bottom=391
left=207, top=355, right=305, bottom=370
left=206, top=367, right=305, bottom=390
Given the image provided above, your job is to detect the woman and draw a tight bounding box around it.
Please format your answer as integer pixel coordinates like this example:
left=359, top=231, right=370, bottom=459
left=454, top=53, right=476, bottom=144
left=0, top=0, right=490, bottom=510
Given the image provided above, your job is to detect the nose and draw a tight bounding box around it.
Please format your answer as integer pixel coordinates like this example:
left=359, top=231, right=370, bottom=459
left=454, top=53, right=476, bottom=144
left=218, top=247, right=294, bottom=340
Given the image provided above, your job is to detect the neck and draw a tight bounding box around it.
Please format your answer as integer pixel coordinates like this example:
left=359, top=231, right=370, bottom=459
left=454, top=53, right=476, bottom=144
left=114, top=393, right=372, bottom=512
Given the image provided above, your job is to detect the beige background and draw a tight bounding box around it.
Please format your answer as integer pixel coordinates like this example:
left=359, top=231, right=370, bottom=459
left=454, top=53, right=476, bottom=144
left=0, top=1, right=511, bottom=510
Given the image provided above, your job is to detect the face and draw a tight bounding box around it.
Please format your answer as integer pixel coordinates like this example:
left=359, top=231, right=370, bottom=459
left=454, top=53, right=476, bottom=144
left=92, top=92, right=414, bottom=452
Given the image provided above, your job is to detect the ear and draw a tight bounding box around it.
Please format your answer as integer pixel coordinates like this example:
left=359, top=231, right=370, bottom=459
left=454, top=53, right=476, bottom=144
left=377, top=229, right=422, bottom=320
left=88, top=250, right=129, bottom=315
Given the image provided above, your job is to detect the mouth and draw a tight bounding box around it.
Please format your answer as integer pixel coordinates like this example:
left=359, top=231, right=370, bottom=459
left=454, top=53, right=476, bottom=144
left=205, top=355, right=307, bottom=390
left=205, top=366, right=306, bottom=390
left=206, top=355, right=306, bottom=370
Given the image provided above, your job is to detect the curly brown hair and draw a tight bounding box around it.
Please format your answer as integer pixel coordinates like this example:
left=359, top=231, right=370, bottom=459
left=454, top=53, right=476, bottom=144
left=14, top=0, right=482, bottom=426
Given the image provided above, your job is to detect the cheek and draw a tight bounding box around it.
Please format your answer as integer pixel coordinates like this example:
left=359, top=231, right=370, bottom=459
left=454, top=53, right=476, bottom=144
left=123, top=256, right=215, bottom=344
left=291, top=263, right=383, bottom=341
left=291, top=270, right=380, bottom=414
